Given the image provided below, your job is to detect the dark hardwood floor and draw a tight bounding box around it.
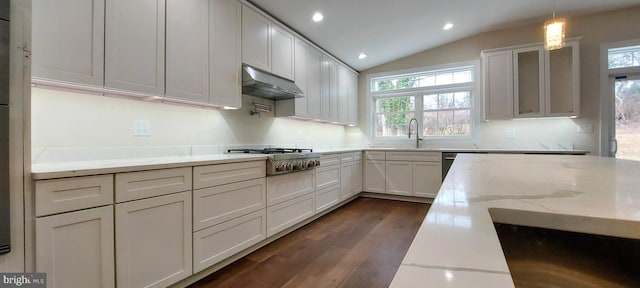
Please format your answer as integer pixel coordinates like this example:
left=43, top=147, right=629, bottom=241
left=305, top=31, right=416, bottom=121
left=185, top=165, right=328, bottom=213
left=190, top=197, right=430, bottom=288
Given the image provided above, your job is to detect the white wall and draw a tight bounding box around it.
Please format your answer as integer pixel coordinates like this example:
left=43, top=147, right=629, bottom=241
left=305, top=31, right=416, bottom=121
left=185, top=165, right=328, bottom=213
left=357, top=5, right=640, bottom=155
left=31, top=87, right=368, bottom=159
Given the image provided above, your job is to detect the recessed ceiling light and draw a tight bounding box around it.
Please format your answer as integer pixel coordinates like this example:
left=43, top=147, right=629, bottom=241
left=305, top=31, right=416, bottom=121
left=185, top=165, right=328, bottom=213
left=358, top=53, right=367, bottom=60
left=443, top=23, right=454, bottom=30
left=312, top=12, right=324, bottom=22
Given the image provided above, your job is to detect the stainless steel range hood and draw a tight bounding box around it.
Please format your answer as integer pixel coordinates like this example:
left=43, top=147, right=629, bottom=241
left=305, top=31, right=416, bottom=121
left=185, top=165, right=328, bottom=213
left=242, top=65, right=304, bottom=100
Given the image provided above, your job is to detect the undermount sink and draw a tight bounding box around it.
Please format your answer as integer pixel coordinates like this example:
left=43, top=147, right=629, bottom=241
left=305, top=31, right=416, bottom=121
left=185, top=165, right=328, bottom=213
left=494, top=223, right=640, bottom=287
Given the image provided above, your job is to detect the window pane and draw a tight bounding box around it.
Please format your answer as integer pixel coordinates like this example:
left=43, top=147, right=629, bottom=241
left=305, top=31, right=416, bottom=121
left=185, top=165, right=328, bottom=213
left=608, top=45, right=640, bottom=69
left=453, top=70, right=472, bottom=83
left=376, top=97, right=415, bottom=113
left=453, top=92, right=471, bottom=108
left=423, top=112, right=438, bottom=136
left=437, top=110, right=454, bottom=135
left=453, top=110, right=471, bottom=135
left=435, top=72, right=453, bottom=85
left=438, top=93, right=455, bottom=109
left=419, top=74, right=436, bottom=87
left=423, top=94, right=438, bottom=110
left=376, top=112, right=414, bottom=137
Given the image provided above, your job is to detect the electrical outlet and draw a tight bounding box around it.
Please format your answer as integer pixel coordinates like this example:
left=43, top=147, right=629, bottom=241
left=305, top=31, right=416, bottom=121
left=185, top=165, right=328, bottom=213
left=133, top=120, right=151, bottom=136
left=505, top=129, right=516, bottom=139
left=577, top=124, right=593, bottom=133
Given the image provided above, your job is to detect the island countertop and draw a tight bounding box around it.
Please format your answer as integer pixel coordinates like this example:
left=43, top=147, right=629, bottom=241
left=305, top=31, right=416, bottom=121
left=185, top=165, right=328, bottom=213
left=390, top=154, right=640, bottom=287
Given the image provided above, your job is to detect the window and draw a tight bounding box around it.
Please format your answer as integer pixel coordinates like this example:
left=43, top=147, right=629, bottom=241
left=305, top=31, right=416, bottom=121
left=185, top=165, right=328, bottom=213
left=370, top=63, right=478, bottom=139
left=608, top=45, right=640, bottom=69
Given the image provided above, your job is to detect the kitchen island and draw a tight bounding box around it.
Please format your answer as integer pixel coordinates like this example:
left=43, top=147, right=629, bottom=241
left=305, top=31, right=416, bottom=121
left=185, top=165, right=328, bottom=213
left=390, top=154, right=640, bottom=287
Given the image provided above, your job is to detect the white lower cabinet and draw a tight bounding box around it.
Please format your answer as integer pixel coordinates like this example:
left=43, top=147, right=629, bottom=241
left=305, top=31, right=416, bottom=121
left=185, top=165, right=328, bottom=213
left=385, top=161, right=412, bottom=196
left=363, top=160, right=385, bottom=193
left=340, top=161, right=353, bottom=200
left=193, top=209, right=266, bottom=273
left=115, top=191, right=192, bottom=288
left=315, top=184, right=340, bottom=213
left=266, top=193, right=314, bottom=237
left=266, top=170, right=314, bottom=206
left=413, top=162, right=442, bottom=198
left=353, top=159, right=363, bottom=194
left=36, top=206, right=115, bottom=288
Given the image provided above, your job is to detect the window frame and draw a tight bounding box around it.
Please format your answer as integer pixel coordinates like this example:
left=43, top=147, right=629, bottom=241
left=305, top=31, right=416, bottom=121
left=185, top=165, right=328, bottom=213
left=367, top=60, right=481, bottom=144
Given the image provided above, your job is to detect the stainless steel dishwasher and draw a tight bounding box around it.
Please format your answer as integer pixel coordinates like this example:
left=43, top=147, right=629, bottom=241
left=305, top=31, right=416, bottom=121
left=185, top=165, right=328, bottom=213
left=441, top=153, right=457, bottom=181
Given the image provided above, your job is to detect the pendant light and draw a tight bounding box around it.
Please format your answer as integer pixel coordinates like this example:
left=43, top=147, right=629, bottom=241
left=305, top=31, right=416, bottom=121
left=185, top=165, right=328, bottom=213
left=544, top=1, right=565, bottom=50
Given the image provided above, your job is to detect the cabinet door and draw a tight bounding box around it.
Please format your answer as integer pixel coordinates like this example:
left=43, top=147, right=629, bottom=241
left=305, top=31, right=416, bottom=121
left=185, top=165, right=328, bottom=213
left=513, top=46, right=544, bottom=118
left=271, top=25, right=295, bottom=80
left=329, top=59, right=339, bottom=122
left=32, top=0, right=105, bottom=87
left=105, top=0, right=165, bottom=95
left=385, top=161, right=412, bottom=196
left=165, top=0, right=209, bottom=102
left=307, top=47, right=322, bottom=119
left=483, top=50, right=513, bottom=120
left=210, top=0, right=242, bottom=108
left=116, top=192, right=192, bottom=288
left=266, top=193, right=314, bottom=237
left=412, top=162, right=442, bottom=198
left=545, top=40, right=580, bottom=117
left=348, top=71, right=359, bottom=126
left=36, top=206, right=115, bottom=288
left=340, top=162, right=353, bottom=200
left=315, top=164, right=340, bottom=190
left=338, top=65, right=349, bottom=124
left=293, top=38, right=309, bottom=117
left=241, top=6, right=270, bottom=71
left=193, top=209, right=266, bottom=273
left=320, top=55, right=331, bottom=121
left=353, top=160, right=363, bottom=194
left=315, top=184, right=340, bottom=214
left=363, top=160, right=385, bottom=193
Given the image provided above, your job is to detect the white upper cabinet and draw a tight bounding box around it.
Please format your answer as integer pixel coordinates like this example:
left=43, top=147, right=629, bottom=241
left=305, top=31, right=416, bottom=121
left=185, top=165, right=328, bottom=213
left=32, top=0, right=105, bottom=87
left=320, top=55, right=331, bottom=121
left=166, top=0, right=209, bottom=102
left=241, top=5, right=294, bottom=80
left=241, top=6, right=270, bottom=72
left=347, top=70, right=358, bottom=126
left=293, top=38, right=309, bottom=117
left=105, top=0, right=165, bottom=95
left=545, top=41, right=580, bottom=117
left=482, top=39, right=580, bottom=120
left=483, top=50, right=514, bottom=120
left=209, top=0, right=242, bottom=108
left=338, top=65, right=349, bottom=124
left=307, top=47, right=323, bottom=119
left=167, top=0, right=242, bottom=107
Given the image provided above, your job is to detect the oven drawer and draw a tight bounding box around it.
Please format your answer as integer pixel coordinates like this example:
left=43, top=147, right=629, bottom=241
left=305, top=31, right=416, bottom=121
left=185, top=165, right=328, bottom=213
left=266, top=170, right=314, bottom=206
left=193, top=178, right=266, bottom=231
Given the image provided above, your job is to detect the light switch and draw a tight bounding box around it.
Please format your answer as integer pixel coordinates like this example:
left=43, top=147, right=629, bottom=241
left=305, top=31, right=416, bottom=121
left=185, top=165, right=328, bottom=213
left=133, top=120, right=151, bottom=136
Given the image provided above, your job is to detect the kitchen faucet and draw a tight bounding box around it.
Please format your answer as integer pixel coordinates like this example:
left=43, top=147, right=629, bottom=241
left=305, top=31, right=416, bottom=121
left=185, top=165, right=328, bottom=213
left=408, top=118, right=422, bottom=148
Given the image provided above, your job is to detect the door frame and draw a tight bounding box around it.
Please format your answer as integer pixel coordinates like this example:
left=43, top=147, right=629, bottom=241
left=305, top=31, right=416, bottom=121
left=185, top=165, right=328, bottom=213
left=599, top=39, right=640, bottom=157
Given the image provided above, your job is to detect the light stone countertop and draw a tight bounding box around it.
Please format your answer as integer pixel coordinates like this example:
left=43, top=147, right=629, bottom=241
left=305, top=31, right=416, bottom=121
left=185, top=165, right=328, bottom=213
left=31, top=154, right=268, bottom=180
left=389, top=154, right=640, bottom=287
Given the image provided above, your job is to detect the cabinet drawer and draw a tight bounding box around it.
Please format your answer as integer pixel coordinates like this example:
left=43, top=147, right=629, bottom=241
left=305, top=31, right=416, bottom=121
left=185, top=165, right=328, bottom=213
left=194, top=161, right=265, bottom=189
left=320, top=153, right=340, bottom=167
left=266, top=193, right=314, bottom=237
left=193, top=178, right=266, bottom=231
left=340, top=152, right=354, bottom=163
left=193, top=209, right=266, bottom=273
left=266, top=170, right=314, bottom=206
left=35, top=174, right=114, bottom=216
left=315, top=184, right=340, bottom=214
left=364, top=151, right=385, bottom=160
left=315, top=165, right=340, bottom=190
left=386, top=152, right=441, bottom=162
left=116, top=167, right=192, bottom=203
